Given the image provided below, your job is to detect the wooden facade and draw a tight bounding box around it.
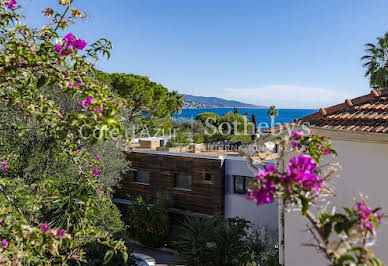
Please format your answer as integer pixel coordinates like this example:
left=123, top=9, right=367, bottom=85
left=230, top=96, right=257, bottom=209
left=115, top=151, right=225, bottom=215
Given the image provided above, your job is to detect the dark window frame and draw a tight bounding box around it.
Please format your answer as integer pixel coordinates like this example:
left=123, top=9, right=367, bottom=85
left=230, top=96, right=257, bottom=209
left=133, top=169, right=150, bottom=184
left=174, top=173, right=192, bottom=190
left=233, top=175, right=251, bottom=194
left=205, top=172, right=212, bottom=182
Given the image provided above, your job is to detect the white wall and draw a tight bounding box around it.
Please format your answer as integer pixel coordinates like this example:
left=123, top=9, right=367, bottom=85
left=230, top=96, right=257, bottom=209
left=224, top=157, right=278, bottom=231
left=225, top=195, right=278, bottom=231
left=284, top=133, right=388, bottom=265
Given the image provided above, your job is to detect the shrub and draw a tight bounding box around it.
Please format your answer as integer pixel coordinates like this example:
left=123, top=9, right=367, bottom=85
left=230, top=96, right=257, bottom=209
left=219, top=112, right=251, bottom=135
left=171, top=118, right=182, bottom=128
left=248, top=226, right=280, bottom=266
left=167, top=132, right=191, bottom=147
left=82, top=231, right=136, bottom=266
left=230, top=134, right=252, bottom=143
left=94, top=202, right=126, bottom=235
left=127, top=196, right=169, bottom=248
left=195, top=112, right=221, bottom=127
left=183, top=119, right=206, bottom=134
left=173, top=214, right=278, bottom=266
left=203, top=133, right=231, bottom=143
left=0, top=0, right=130, bottom=263
left=193, top=133, right=205, bottom=143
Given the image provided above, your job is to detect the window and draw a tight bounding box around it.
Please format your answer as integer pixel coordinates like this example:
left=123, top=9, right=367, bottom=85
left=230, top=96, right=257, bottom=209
left=233, top=175, right=251, bottom=194
left=205, top=173, right=212, bottom=182
left=174, top=173, right=192, bottom=190
left=134, top=170, right=150, bottom=184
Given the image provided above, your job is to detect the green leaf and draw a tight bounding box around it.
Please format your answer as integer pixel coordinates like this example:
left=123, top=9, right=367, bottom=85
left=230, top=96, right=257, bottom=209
left=343, top=207, right=353, bottom=216
left=318, top=213, right=331, bottom=224
left=106, top=118, right=117, bottom=126
left=370, top=257, right=384, bottom=266
left=334, top=222, right=345, bottom=234
left=300, top=195, right=309, bottom=216
left=323, top=222, right=332, bottom=240
left=122, top=251, right=128, bottom=262
left=103, top=249, right=114, bottom=264
left=337, top=254, right=355, bottom=264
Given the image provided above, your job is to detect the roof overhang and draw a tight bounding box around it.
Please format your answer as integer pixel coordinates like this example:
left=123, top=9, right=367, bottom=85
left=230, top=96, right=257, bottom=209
left=295, top=125, right=388, bottom=144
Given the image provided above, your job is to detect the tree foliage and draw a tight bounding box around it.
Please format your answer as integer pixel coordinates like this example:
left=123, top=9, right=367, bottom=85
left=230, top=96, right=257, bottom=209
left=173, top=215, right=278, bottom=266
left=195, top=112, right=221, bottom=126
left=98, top=72, right=183, bottom=135
left=127, top=195, right=169, bottom=248
left=219, top=112, right=251, bottom=135
left=0, top=0, right=130, bottom=263
left=267, top=105, right=278, bottom=117
left=362, top=32, right=388, bottom=88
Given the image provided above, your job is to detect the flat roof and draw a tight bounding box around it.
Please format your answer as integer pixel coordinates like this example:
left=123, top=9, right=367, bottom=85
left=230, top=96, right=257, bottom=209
left=128, top=144, right=277, bottom=162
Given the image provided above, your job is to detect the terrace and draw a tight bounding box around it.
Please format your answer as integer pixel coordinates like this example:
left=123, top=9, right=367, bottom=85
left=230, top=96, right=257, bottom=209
left=128, top=137, right=278, bottom=160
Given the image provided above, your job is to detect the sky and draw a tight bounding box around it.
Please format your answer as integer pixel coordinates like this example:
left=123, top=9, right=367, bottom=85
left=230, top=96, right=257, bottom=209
left=24, top=0, right=388, bottom=108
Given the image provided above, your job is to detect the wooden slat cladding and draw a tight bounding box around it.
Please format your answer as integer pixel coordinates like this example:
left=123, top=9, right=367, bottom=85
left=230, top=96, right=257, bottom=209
left=115, top=151, right=225, bottom=215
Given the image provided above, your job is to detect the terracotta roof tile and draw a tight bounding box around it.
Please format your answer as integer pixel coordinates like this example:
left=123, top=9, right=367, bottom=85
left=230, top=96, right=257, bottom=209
left=300, top=89, right=388, bottom=134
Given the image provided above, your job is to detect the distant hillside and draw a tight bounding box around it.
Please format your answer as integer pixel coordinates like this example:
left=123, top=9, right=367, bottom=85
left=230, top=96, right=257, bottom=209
left=182, top=94, right=266, bottom=108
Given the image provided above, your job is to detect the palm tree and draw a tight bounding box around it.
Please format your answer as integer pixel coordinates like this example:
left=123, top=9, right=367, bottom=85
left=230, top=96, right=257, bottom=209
left=361, top=32, right=388, bottom=88
left=267, top=105, right=278, bottom=128
left=267, top=105, right=278, bottom=118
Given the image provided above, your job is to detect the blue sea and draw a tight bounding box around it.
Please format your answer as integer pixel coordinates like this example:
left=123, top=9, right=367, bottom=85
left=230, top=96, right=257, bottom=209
left=174, top=108, right=317, bottom=128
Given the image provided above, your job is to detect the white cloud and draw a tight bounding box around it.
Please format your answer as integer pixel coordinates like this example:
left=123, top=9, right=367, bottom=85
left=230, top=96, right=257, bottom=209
left=218, top=85, right=358, bottom=109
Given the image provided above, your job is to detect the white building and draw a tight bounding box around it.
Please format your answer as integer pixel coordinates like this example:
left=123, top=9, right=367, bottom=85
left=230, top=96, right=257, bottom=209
left=283, top=88, right=388, bottom=265
left=224, top=156, right=278, bottom=231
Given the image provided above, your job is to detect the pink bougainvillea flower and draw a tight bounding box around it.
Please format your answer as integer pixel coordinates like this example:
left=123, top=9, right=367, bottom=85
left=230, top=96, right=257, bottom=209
left=76, top=81, right=81, bottom=87
left=78, top=96, right=94, bottom=108
left=291, top=141, right=301, bottom=149
left=72, top=39, right=87, bottom=50
left=1, top=160, right=8, bottom=172
left=63, top=33, right=75, bottom=43
left=1, top=239, right=7, bottom=249
left=55, top=44, right=62, bottom=53
left=96, top=107, right=103, bottom=114
left=356, top=202, right=383, bottom=235
left=96, top=155, right=100, bottom=161
left=323, top=148, right=332, bottom=155
left=246, top=165, right=277, bottom=206
left=291, top=130, right=304, bottom=140
left=56, top=230, right=65, bottom=238
left=84, top=96, right=93, bottom=107
left=56, top=33, right=87, bottom=56
left=92, top=169, right=99, bottom=175
left=4, top=0, right=16, bottom=9
left=67, top=81, right=74, bottom=88
left=246, top=179, right=276, bottom=206
left=39, top=222, right=51, bottom=233
left=290, top=131, right=304, bottom=150
left=285, top=154, right=323, bottom=195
